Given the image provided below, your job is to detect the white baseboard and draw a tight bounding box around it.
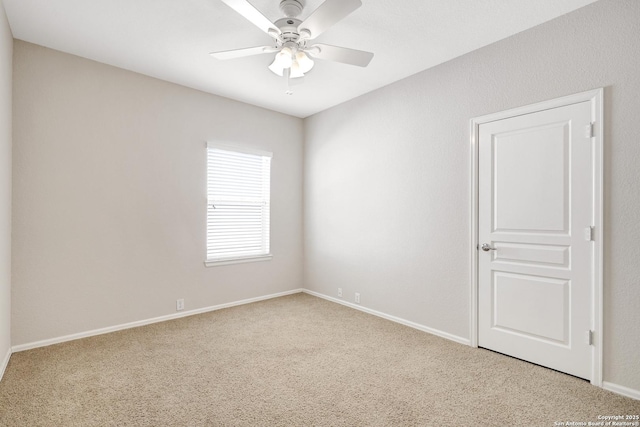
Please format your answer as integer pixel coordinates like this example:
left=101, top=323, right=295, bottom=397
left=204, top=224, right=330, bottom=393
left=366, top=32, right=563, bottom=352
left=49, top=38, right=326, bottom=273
left=12, top=288, right=304, bottom=353
left=603, top=381, right=640, bottom=401
left=0, top=346, right=11, bottom=382
left=302, top=289, right=471, bottom=346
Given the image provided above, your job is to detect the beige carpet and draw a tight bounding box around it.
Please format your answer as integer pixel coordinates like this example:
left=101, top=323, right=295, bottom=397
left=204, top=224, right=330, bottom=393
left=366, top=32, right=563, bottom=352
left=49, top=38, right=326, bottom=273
left=0, top=293, right=638, bottom=426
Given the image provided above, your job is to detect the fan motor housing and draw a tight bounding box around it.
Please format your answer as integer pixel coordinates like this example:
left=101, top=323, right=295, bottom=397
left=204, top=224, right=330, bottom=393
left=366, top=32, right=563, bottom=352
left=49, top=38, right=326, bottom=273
left=275, top=17, right=304, bottom=45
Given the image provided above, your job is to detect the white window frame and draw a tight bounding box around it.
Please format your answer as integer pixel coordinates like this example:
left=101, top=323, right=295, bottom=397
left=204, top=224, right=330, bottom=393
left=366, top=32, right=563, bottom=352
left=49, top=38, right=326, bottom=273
left=205, top=142, right=273, bottom=267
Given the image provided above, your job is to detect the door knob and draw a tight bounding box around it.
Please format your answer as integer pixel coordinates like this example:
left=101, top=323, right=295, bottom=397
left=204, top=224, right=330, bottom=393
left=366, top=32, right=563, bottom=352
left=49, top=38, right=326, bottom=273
left=481, top=243, right=497, bottom=252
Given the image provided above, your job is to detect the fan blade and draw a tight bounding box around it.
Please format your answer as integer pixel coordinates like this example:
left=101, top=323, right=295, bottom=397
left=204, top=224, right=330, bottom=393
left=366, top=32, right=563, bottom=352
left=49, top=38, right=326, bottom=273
left=298, top=0, right=362, bottom=39
left=307, top=44, right=373, bottom=67
left=210, top=46, right=279, bottom=60
left=220, top=0, right=281, bottom=38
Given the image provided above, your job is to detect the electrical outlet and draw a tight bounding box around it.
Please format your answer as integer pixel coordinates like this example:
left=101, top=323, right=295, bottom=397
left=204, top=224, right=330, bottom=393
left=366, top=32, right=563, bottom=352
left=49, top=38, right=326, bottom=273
left=176, top=298, right=184, bottom=311
left=355, top=293, right=360, bottom=304
left=338, top=288, right=343, bottom=297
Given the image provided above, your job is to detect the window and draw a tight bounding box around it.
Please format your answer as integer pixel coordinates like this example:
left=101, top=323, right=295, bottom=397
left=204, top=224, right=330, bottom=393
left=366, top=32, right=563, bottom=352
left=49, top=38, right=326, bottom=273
left=205, top=143, right=272, bottom=266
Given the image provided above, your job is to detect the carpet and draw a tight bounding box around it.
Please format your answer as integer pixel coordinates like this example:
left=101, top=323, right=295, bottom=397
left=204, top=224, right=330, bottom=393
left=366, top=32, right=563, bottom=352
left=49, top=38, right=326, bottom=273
left=0, top=293, right=638, bottom=426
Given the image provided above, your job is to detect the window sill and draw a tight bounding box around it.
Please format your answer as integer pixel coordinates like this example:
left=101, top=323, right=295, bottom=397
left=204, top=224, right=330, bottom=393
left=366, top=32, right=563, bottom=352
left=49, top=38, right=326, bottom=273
left=204, top=254, right=272, bottom=267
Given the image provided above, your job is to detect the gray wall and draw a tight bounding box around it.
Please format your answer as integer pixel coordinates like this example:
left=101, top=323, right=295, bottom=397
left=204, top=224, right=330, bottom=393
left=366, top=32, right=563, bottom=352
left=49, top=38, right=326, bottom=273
left=0, top=0, right=12, bottom=374
left=12, top=41, right=304, bottom=345
left=304, top=0, right=640, bottom=391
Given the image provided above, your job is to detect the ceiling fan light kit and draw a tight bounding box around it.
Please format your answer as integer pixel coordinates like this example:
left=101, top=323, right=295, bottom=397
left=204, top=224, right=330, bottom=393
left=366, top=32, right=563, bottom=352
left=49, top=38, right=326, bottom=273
left=211, top=0, right=374, bottom=93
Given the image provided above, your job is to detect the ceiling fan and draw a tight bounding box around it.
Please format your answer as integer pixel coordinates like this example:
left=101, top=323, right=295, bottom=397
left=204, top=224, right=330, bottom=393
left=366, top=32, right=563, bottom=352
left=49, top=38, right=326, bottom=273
left=210, top=0, right=374, bottom=88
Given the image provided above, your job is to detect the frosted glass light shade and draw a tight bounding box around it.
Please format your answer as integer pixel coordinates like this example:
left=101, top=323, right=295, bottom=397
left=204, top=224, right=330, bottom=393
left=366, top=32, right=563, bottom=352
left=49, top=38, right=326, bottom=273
left=290, top=61, right=304, bottom=79
left=268, top=58, right=285, bottom=76
left=295, top=51, right=314, bottom=74
left=269, top=47, right=313, bottom=79
left=274, top=47, right=293, bottom=68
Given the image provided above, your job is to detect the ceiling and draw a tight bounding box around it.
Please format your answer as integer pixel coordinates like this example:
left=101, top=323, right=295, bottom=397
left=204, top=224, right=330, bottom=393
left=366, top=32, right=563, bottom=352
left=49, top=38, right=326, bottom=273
left=3, top=0, right=599, bottom=118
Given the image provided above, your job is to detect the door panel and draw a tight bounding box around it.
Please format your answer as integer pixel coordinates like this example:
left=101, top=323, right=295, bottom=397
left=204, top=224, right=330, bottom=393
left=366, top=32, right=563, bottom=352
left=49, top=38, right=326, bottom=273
left=492, top=272, right=569, bottom=344
left=492, top=242, right=570, bottom=268
left=493, top=123, right=569, bottom=233
left=478, top=101, right=593, bottom=380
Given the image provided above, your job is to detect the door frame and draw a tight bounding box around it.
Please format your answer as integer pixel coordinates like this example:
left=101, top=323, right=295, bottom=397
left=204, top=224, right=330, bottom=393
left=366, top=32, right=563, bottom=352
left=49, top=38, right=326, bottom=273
left=469, top=88, right=604, bottom=386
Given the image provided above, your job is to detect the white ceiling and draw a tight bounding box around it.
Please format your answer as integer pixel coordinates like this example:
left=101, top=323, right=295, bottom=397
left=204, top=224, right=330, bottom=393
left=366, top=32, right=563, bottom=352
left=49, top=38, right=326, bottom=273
left=3, top=0, right=599, bottom=118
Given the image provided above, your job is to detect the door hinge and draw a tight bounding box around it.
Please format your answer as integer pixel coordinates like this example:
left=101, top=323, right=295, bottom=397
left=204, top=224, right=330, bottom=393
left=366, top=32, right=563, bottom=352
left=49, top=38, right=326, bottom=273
left=585, top=122, right=595, bottom=138
left=585, top=330, right=594, bottom=346
left=584, top=226, right=595, bottom=241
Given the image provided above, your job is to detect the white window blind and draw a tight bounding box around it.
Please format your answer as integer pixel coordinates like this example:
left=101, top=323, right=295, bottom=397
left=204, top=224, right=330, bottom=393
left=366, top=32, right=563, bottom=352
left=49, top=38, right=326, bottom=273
left=206, top=143, right=272, bottom=265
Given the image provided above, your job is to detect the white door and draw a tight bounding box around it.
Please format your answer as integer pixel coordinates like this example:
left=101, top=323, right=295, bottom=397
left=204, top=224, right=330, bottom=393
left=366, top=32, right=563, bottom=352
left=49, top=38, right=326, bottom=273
left=478, top=101, right=594, bottom=380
